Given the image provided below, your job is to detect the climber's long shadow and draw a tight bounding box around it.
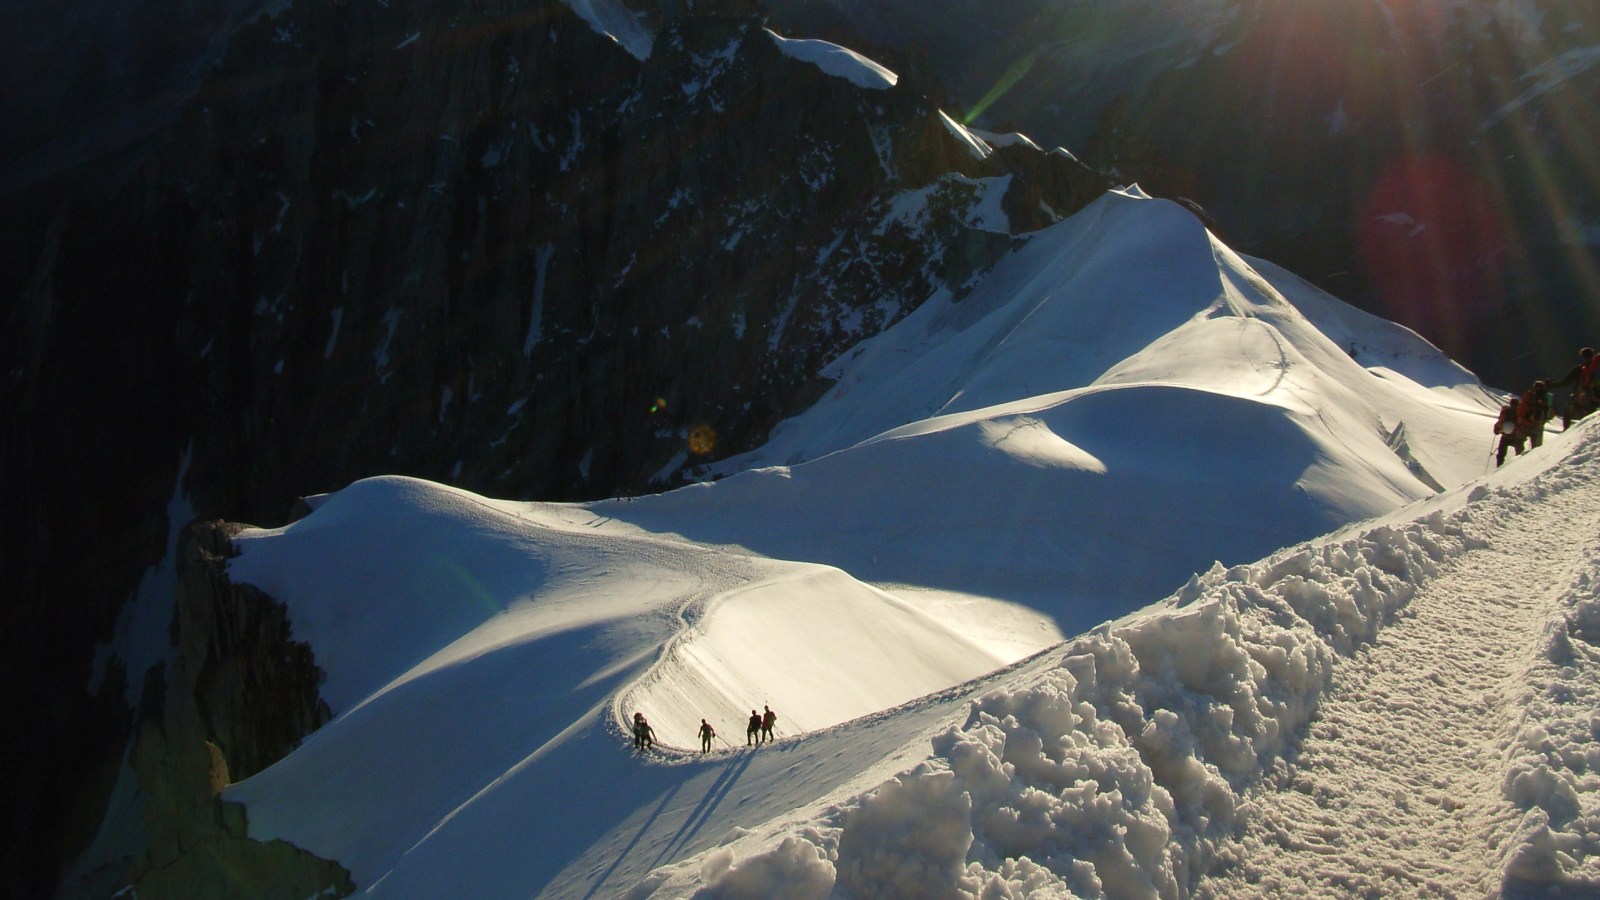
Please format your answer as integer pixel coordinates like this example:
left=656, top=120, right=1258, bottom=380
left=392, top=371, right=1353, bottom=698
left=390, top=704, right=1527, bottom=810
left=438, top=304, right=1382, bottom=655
left=653, top=750, right=757, bottom=866
left=580, top=749, right=757, bottom=899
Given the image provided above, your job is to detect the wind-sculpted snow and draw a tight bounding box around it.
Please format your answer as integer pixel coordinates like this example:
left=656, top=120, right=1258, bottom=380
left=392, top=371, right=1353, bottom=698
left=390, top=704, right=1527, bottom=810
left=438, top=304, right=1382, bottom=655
left=688, top=485, right=1487, bottom=897
left=766, top=29, right=898, bottom=90
left=707, top=190, right=1497, bottom=485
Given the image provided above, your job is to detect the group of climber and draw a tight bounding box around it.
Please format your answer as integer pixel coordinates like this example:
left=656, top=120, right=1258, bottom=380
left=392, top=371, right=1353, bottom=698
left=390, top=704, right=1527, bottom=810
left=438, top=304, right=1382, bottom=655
left=631, top=712, right=657, bottom=750
left=630, top=704, right=779, bottom=754
left=745, top=705, right=777, bottom=747
left=1495, top=346, right=1600, bottom=466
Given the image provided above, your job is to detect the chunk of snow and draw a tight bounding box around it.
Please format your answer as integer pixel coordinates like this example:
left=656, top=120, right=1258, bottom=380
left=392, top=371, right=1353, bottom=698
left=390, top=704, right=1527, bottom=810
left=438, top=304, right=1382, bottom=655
left=765, top=29, right=898, bottom=91
left=324, top=307, right=343, bottom=359
left=966, top=174, right=1012, bottom=234
left=938, top=111, right=993, bottom=160
left=969, top=128, right=1041, bottom=151
left=524, top=244, right=553, bottom=356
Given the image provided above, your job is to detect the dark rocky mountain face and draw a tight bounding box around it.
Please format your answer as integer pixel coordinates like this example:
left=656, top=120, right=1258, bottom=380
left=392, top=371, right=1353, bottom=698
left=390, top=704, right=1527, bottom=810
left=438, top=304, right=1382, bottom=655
left=0, top=0, right=1103, bottom=894
left=768, top=0, right=1600, bottom=392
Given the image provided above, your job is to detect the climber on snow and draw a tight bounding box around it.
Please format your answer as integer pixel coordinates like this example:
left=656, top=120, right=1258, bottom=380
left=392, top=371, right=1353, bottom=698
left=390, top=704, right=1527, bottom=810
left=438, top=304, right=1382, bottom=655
left=632, top=712, right=656, bottom=751
left=1554, top=347, right=1600, bottom=427
left=1519, top=379, right=1553, bottom=450
left=1495, top=400, right=1524, bottom=467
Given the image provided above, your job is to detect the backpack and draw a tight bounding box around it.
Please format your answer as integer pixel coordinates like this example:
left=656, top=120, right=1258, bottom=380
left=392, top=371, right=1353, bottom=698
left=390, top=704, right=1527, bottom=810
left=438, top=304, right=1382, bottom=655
left=1496, top=404, right=1518, bottom=435
left=1583, top=356, right=1600, bottom=396
left=1519, top=389, right=1549, bottom=423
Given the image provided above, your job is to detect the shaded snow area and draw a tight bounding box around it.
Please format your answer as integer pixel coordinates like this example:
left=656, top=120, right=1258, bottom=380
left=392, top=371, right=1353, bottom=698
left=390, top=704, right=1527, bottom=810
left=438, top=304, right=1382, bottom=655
left=766, top=29, right=898, bottom=90
left=218, top=189, right=1586, bottom=897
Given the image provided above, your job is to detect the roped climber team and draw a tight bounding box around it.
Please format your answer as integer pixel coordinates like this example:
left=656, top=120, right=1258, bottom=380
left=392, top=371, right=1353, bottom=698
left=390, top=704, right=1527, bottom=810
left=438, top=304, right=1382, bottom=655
left=1495, top=345, right=1600, bottom=467
left=628, top=704, right=779, bottom=755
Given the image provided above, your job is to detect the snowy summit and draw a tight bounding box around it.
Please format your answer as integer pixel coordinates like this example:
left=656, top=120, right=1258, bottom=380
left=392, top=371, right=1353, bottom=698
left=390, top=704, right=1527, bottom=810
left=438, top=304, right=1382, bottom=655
left=187, top=190, right=1598, bottom=897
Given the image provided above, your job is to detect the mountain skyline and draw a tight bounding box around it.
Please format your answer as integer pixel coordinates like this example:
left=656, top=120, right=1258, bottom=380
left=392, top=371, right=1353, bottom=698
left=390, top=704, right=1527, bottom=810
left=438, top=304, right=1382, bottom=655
left=4, top=1, right=1598, bottom=896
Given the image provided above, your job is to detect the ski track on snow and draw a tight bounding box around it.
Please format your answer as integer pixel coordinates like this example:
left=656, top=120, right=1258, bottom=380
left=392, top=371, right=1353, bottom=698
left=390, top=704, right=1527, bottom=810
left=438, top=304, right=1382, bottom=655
left=1202, top=453, right=1600, bottom=896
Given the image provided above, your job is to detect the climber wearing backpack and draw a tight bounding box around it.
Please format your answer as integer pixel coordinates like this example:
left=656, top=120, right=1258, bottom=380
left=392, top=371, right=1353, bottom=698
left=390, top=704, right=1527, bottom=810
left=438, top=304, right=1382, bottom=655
left=760, top=705, right=776, bottom=744
left=1495, top=401, right=1524, bottom=467
left=698, top=719, right=716, bottom=753
left=1519, top=380, right=1553, bottom=449
left=1554, top=347, right=1600, bottom=427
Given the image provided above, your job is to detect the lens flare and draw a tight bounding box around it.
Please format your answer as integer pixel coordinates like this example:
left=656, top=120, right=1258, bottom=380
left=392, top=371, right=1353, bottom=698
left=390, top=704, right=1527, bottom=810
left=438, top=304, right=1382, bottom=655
left=688, top=425, right=716, bottom=456
left=1356, top=154, right=1506, bottom=354
left=964, top=51, right=1041, bottom=126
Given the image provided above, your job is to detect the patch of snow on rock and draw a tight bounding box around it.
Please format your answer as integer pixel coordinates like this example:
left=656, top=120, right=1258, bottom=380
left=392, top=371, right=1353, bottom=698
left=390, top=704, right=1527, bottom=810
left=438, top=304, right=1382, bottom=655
left=765, top=29, right=898, bottom=90
left=939, top=111, right=994, bottom=161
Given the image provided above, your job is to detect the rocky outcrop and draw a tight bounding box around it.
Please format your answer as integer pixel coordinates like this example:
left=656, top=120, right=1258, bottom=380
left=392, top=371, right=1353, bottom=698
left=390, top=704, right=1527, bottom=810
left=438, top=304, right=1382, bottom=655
left=59, top=520, right=348, bottom=899
left=183, top=522, right=332, bottom=782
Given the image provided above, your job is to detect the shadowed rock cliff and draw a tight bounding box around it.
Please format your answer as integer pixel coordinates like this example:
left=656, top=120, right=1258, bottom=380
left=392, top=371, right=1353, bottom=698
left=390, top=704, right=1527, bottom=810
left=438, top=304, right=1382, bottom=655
left=59, top=520, right=347, bottom=898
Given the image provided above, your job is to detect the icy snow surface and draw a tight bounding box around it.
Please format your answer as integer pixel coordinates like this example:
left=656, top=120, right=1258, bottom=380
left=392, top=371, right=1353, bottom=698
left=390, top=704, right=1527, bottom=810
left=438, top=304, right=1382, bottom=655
left=766, top=29, right=898, bottom=91
left=217, top=190, right=1600, bottom=897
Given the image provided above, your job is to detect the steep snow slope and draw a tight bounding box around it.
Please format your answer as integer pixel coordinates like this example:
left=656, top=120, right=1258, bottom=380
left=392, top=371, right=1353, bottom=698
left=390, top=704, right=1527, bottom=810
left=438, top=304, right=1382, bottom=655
left=646, top=190, right=1499, bottom=621
left=222, top=189, right=1513, bottom=896
left=710, top=189, right=1490, bottom=474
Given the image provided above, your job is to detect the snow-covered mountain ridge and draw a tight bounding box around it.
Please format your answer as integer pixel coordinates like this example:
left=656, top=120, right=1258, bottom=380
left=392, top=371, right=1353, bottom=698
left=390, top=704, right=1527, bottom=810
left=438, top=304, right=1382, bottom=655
left=88, top=188, right=1581, bottom=897
left=217, top=336, right=1600, bottom=898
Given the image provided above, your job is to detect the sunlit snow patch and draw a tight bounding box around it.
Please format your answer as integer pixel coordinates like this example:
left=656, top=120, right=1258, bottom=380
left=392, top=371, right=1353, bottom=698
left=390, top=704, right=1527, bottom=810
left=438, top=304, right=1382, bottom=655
left=977, top=416, right=1105, bottom=473
left=939, top=111, right=994, bottom=160
left=765, top=29, right=898, bottom=90
left=969, top=128, right=1042, bottom=151
left=621, top=566, right=1006, bottom=739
